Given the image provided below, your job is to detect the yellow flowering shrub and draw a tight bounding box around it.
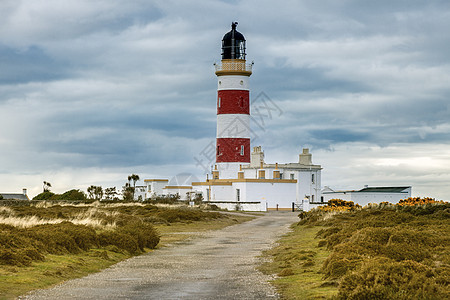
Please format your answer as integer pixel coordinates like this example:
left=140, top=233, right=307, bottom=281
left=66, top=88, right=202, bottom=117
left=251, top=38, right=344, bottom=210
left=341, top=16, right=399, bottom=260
left=397, top=197, right=445, bottom=206
left=317, top=199, right=361, bottom=212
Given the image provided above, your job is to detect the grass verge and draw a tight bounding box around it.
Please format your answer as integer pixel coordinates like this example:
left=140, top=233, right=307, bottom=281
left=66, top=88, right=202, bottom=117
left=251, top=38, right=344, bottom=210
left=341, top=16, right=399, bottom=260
left=259, top=225, right=338, bottom=299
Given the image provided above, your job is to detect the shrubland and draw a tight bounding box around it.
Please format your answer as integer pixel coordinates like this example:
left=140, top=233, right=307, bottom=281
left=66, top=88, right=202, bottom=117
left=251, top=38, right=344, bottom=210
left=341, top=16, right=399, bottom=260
left=262, top=198, right=450, bottom=299
left=0, top=202, right=226, bottom=266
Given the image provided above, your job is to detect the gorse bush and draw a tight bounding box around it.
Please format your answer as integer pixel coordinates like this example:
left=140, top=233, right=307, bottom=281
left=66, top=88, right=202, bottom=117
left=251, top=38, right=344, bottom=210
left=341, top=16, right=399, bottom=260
left=398, top=197, right=445, bottom=206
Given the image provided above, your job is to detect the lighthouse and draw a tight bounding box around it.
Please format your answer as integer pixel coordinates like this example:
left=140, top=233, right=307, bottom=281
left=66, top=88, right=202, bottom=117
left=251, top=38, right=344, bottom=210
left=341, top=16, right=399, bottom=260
left=214, top=22, right=253, bottom=179
left=146, top=23, right=324, bottom=211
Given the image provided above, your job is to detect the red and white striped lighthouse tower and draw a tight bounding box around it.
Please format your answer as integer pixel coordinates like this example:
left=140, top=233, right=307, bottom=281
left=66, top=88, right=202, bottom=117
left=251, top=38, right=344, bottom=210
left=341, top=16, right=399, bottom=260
left=215, top=22, right=253, bottom=179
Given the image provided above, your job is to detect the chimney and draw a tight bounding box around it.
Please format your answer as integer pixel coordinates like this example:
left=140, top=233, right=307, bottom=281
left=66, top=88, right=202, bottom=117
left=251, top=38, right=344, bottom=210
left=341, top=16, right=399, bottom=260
left=250, top=146, right=264, bottom=168
left=299, top=148, right=312, bottom=165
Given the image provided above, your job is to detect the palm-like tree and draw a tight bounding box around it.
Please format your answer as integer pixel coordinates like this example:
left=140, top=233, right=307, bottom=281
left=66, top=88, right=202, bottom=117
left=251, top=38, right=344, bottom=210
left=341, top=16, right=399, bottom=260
left=127, top=174, right=140, bottom=200
left=43, top=181, right=52, bottom=192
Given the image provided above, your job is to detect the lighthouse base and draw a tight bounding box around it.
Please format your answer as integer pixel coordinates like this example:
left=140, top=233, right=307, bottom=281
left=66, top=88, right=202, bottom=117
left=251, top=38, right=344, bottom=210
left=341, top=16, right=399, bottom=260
left=216, top=162, right=248, bottom=179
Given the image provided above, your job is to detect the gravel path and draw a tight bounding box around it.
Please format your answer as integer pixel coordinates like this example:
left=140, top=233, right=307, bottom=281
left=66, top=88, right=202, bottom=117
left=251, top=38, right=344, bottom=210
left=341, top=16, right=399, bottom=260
left=22, top=212, right=299, bottom=300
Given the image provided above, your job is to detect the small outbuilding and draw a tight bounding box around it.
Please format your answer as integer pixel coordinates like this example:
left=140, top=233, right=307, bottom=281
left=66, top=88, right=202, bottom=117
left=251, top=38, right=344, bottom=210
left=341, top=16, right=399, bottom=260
left=321, top=186, right=412, bottom=206
left=0, top=189, right=30, bottom=201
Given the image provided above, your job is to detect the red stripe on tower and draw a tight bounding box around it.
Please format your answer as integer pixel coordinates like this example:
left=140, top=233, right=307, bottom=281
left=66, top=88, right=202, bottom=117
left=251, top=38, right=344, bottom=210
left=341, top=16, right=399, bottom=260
left=217, top=90, right=249, bottom=114
left=216, top=138, right=250, bottom=162
left=214, top=22, right=252, bottom=178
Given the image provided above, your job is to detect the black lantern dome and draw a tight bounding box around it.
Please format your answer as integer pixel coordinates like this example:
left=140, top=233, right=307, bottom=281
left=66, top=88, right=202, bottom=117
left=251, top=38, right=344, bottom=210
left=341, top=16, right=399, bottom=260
left=222, top=22, right=246, bottom=60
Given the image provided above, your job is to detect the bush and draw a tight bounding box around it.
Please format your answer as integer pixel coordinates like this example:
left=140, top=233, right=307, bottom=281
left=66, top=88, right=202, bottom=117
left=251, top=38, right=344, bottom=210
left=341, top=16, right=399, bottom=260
left=338, top=259, right=448, bottom=299
left=98, top=231, right=139, bottom=254
left=27, top=222, right=98, bottom=254
left=98, top=221, right=159, bottom=254
left=56, top=189, right=87, bottom=201
left=33, top=191, right=56, bottom=200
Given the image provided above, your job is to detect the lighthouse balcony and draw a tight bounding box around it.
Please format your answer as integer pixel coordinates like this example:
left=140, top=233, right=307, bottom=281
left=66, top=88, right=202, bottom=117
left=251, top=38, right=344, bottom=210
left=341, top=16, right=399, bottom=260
left=215, top=59, right=252, bottom=76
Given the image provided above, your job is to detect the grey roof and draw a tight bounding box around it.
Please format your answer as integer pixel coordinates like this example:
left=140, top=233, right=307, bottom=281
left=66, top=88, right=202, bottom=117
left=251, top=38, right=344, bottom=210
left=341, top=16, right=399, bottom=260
left=0, top=193, right=29, bottom=200
left=322, top=186, right=411, bottom=194
left=358, top=187, right=410, bottom=193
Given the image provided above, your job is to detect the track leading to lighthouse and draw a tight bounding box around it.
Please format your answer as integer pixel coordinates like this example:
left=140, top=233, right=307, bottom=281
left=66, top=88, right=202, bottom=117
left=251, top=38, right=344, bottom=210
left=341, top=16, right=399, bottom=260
left=22, top=212, right=298, bottom=300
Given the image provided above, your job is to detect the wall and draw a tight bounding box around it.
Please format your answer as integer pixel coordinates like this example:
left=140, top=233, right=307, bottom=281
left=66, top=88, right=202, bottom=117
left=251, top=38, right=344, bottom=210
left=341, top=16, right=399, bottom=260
left=322, top=189, right=412, bottom=206
left=236, top=181, right=296, bottom=209
left=294, top=169, right=322, bottom=203
left=210, top=201, right=265, bottom=211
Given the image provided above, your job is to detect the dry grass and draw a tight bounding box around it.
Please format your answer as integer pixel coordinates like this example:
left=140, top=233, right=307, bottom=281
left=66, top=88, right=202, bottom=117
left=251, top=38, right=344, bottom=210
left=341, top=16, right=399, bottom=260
left=0, top=206, right=118, bottom=229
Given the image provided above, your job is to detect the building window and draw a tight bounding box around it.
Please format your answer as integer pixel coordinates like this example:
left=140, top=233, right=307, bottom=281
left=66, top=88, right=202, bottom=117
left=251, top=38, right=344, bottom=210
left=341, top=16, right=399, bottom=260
left=240, top=145, right=244, bottom=155
left=217, top=146, right=220, bottom=155
left=218, top=97, right=221, bottom=108
left=311, top=195, right=315, bottom=202
left=321, top=196, right=324, bottom=202
left=236, top=189, right=240, bottom=201
left=290, top=173, right=294, bottom=180
left=312, top=174, right=315, bottom=183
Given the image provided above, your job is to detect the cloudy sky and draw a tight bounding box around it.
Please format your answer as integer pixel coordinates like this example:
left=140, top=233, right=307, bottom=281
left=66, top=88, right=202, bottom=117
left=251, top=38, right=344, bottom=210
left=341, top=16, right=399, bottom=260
left=1, top=0, right=449, bottom=199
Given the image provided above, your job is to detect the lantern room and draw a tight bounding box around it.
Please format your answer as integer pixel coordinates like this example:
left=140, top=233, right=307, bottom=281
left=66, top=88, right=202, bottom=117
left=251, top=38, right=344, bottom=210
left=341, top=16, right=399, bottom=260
left=221, top=22, right=246, bottom=60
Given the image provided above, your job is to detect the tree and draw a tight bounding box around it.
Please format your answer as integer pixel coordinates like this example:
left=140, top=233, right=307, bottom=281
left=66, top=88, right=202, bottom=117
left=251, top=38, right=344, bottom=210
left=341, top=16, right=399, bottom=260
left=87, top=185, right=103, bottom=201
left=104, top=187, right=118, bottom=200
left=122, top=183, right=134, bottom=202
left=127, top=174, right=140, bottom=200
left=43, top=181, right=52, bottom=192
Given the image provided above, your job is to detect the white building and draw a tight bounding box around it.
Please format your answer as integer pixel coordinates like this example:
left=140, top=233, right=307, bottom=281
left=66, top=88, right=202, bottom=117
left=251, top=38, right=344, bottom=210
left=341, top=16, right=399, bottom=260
left=144, top=179, right=169, bottom=199
left=190, top=146, right=322, bottom=211
left=321, top=186, right=412, bottom=206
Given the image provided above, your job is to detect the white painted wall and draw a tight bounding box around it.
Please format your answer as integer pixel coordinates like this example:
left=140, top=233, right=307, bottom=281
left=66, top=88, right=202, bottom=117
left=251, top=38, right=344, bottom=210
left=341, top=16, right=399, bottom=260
left=210, top=185, right=234, bottom=201
left=294, top=169, right=321, bottom=203
left=217, top=162, right=244, bottom=179
left=217, top=75, right=249, bottom=91
left=134, top=186, right=146, bottom=201
left=145, top=180, right=168, bottom=199
left=217, top=114, right=251, bottom=138
left=163, top=187, right=192, bottom=200
left=236, top=181, right=296, bottom=210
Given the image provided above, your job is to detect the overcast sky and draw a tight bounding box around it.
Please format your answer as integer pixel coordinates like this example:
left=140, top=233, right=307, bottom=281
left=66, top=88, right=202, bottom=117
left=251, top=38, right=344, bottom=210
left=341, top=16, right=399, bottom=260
left=1, top=0, right=449, bottom=199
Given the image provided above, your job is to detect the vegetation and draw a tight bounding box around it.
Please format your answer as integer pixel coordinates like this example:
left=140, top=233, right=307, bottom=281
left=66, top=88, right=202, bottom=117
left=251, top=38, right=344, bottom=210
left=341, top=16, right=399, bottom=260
left=87, top=185, right=103, bottom=201
left=262, top=198, right=450, bottom=299
left=33, top=189, right=87, bottom=201
left=0, top=201, right=248, bottom=299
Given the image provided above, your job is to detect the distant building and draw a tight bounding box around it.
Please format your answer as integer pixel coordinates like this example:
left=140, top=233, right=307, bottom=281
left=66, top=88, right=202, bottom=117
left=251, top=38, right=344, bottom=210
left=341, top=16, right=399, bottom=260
left=0, top=189, right=29, bottom=201
left=321, top=186, right=412, bottom=206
